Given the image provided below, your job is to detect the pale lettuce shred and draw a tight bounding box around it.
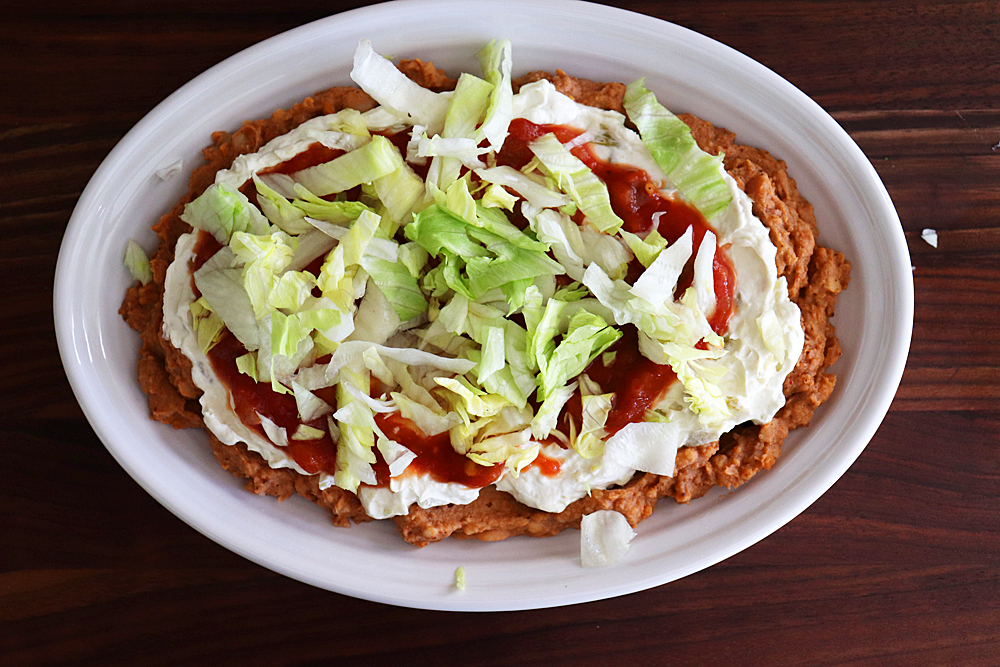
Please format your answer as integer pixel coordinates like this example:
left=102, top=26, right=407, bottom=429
left=527, top=133, right=624, bottom=234
left=349, top=38, right=448, bottom=134
left=581, top=510, right=637, bottom=567
left=124, top=240, right=152, bottom=285
left=623, top=78, right=732, bottom=220
left=181, top=183, right=271, bottom=244
left=425, top=72, right=494, bottom=195
left=293, top=135, right=404, bottom=197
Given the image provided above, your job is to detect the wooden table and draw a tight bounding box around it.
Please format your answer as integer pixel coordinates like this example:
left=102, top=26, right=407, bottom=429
left=3, top=1, right=998, bottom=664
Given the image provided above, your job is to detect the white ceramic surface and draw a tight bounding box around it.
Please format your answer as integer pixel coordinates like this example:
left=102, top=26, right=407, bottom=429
left=54, top=0, right=912, bottom=611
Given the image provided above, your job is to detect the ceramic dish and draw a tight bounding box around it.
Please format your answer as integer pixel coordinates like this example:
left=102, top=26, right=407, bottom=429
left=54, top=0, right=912, bottom=611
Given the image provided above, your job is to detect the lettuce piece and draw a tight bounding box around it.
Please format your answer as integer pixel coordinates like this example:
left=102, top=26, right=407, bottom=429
left=333, top=368, right=378, bottom=492
left=416, top=135, right=488, bottom=166
left=536, top=308, right=621, bottom=401
left=434, top=376, right=509, bottom=418
left=406, top=204, right=560, bottom=300
left=343, top=380, right=396, bottom=413
left=296, top=304, right=346, bottom=341
left=477, top=363, right=531, bottom=410
left=623, top=78, right=732, bottom=220
left=258, top=414, right=289, bottom=448
left=477, top=39, right=514, bottom=152
left=329, top=107, right=372, bottom=136
left=348, top=280, right=401, bottom=345
left=528, top=133, right=623, bottom=234
left=472, top=203, right=549, bottom=252
left=620, top=228, right=668, bottom=268
left=270, top=309, right=313, bottom=361
left=481, top=183, right=518, bottom=211
left=235, top=352, right=257, bottom=380
left=360, top=254, right=428, bottom=322
left=526, top=293, right=565, bottom=381
left=467, top=428, right=538, bottom=475
left=373, top=160, right=426, bottom=227
left=391, top=394, right=460, bottom=436
left=291, top=381, right=333, bottom=422
left=464, top=242, right=564, bottom=299
left=692, top=231, right=717, bottom=316
left=291, top=424, right=326, bottom=441
left=500, top=277, right=533, bottom=310
left=531, top=380, right=577, bottom=440
left=603, top=421, right=679, bottom=476
left=377, top=436, right=417, bottom=477
left=193, top=263, right=259, bottom=350
left=350, top=39, right=449, bottom=135
left=405, top=205, right=491, bottom=258
left=292, top=134, right=404, bottom=197
left=581, top=510, right=636, bottom=567
left=397, top=242, right=429, bottom=279
left=526, top=206, right=630, bottom=281
left=475, top=166, right=571, bottom=209
left=476, top=325, right=506, bottom=383
left=229, top=230, right=298, bottom=270
left=573, top=392, right=613, bottom=459
left=629, top=225, right=693, bottom=307
left=443, top=177, right=480, bottom=226
left=267, top=271, right=316, bottom=312
left=317, top=209, right=380, bottom=312
left=291, top=184, right=375, bottom=223
left=580, top=263, right=635, bottom=327
left=306, top=340, right=477, bottom=390
left=123, top=240, right=152, bottom=285
left=285, top=229, right=336, bottom=273
left=190, top=297, right=225, bottom=354
left=181, top=183, right=271, bottom=245
left=253, top=174, right=312, bottom=235
left=427, top=72, right=495, bottom=193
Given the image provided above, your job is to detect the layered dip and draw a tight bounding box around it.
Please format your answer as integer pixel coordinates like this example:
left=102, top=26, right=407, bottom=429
left=122, top=40, right=850, bottom=555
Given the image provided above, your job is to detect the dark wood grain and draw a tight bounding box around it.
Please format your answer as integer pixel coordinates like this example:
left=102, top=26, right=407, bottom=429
left=2, top=1, right=998, bottom=665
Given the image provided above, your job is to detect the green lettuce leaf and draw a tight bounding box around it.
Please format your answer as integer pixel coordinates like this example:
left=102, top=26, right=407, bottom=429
left=181, top=183, right=271, bottom=245
left=623, top=78, right=732, bottom=220
left=527, top=133, right=624, bottom=234
left=123, top=240, right=152, bottom=285
left=293, top=135, right=405, bottom=197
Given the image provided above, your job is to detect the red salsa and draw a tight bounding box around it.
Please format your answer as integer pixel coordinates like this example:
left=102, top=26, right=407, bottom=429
left=374, top=412, right=503, bottom=488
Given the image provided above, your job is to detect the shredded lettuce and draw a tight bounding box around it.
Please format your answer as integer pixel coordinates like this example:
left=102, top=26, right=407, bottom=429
left=581, top=510, right=636, bottom=567
left=333, top=368, right=379, bottom=492
left=603, top=421, right=679, bottom=476
left=527, top=133, right=624, bottom=234
left=190, top=297, right=225, bottom=354
left=360, top=253, right=428, bottom=322
left=193, top=262, right=259, bottom=350
left=235, top=352, right=258, bottom=380
left=535, top=308, right=621, bottom=401
left=181, top=183, right=271, bottom=244
left=573, top=391, right=613, bottom=459
left=623, top=78, right=732, bottom=220
left=253, top=174, right=312, bottom=235
left=124, top=240, right=152, bottom=285
left=475, top=166, right=571, bottom=209
left=620, top=228, right=668, bottom=268
left=350, top=39, right=448, bottom=134
left=293, top=135, right=405, bottom=197
left=476, top=39, right=514, bottom=152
